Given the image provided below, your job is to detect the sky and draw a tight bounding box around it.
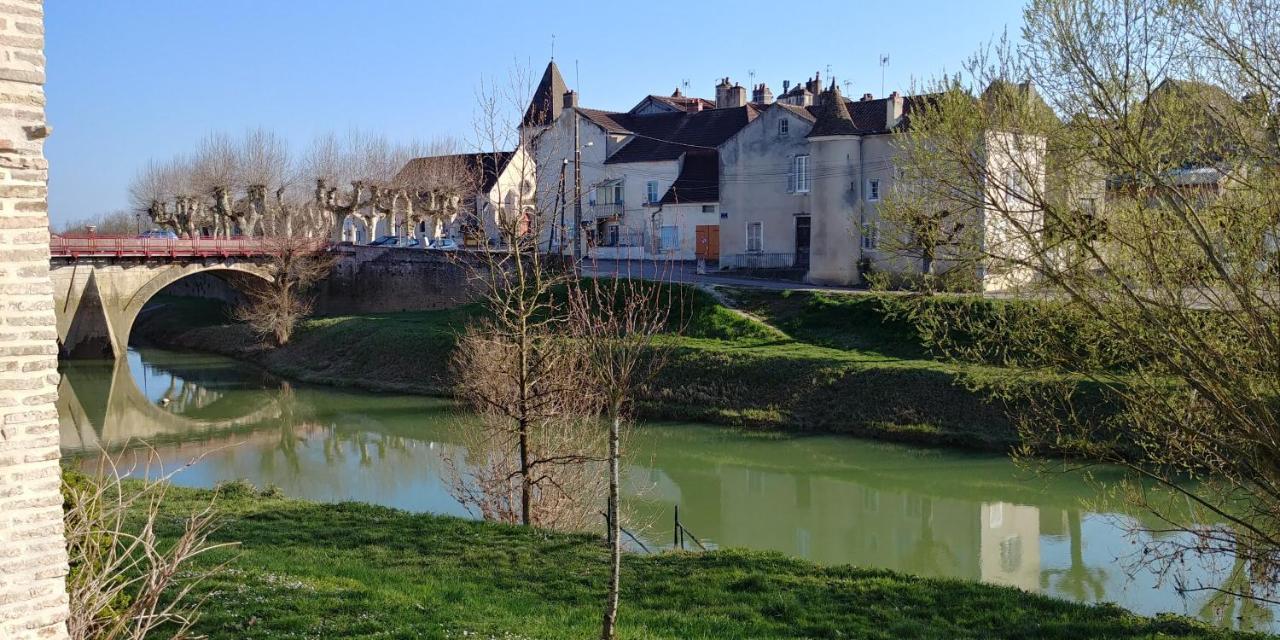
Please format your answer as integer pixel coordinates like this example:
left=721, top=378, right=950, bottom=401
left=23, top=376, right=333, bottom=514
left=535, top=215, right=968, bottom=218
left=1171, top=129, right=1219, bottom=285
left=45, top=0, right=1026, bottom=227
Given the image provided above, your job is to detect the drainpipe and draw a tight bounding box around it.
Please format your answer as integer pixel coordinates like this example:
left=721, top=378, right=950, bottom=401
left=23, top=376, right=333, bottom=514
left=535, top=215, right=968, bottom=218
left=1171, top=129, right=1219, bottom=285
left=857, top=136, right=865, bottom=282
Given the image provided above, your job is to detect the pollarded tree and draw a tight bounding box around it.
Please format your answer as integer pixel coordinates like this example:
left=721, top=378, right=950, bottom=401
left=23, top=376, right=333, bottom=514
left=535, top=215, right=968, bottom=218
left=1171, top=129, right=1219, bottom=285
left=878, top=0, right=1280, bottom=605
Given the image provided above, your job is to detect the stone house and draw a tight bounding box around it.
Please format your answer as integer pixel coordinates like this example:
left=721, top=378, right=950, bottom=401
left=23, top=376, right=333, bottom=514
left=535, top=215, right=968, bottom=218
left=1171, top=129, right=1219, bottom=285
left=395, top=148, right=535, bottom=246
left=720, top=80, right=1048, bottom=289
left=526, top=62, right=759, bottom=261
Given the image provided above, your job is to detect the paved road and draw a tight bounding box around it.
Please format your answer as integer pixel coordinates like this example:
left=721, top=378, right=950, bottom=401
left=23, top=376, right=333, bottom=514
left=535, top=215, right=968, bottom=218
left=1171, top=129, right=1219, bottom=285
left=578, top=259, right=865, bottom=292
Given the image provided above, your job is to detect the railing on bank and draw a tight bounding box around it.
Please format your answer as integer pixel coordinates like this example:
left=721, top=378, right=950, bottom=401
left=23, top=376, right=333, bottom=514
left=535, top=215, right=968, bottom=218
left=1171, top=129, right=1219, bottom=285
left=722, top=252, right=798, bottom=270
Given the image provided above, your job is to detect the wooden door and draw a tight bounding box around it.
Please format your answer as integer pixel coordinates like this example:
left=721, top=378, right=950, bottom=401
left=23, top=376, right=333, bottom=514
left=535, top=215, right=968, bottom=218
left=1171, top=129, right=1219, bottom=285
left=794, top=216, right=811, bottom=268
left=695, top=225, right=720, bottom=260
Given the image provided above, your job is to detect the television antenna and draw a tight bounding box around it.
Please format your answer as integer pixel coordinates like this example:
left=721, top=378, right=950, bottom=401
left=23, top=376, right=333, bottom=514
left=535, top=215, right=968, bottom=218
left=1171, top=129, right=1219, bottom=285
left=879, top=54, right=891, bottom=96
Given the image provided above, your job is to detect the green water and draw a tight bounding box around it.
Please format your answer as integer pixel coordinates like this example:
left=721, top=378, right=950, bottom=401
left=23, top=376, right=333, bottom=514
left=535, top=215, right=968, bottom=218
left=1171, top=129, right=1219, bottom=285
left=56, top=347, right=1276, bottom=631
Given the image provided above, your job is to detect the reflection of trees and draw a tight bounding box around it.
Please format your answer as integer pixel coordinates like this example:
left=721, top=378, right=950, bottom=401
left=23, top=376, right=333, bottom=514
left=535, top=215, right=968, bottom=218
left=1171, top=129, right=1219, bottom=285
left=903, top=498, right=958, bottom=576
left=1042, top=511, right=1107, bottom=602
left=1192, top=538, right=1276, bottom=632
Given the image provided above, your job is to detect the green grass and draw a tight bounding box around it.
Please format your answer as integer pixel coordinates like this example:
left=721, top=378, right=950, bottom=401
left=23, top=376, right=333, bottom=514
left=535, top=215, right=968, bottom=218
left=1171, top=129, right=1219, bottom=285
left=136, top=286, right=1077, bottom=451
left=156, top=484, right=1254, bottom=640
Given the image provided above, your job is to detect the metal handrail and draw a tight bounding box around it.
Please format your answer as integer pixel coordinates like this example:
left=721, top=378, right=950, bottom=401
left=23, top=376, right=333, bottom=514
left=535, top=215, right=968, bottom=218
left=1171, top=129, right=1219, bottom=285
left=49, top=235, right=275, bottom=259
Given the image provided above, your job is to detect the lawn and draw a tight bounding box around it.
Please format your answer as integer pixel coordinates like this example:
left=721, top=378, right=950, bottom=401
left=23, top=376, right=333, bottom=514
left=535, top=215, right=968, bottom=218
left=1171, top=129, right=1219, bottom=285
left=158, top=483, right=1255, bottom=640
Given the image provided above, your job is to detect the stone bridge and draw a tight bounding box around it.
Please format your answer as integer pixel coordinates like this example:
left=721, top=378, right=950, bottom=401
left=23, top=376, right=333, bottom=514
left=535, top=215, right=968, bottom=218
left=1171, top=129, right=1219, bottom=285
left=58, top=355, right=285, bottom=452
left=50, top=236, right=476, bottom=359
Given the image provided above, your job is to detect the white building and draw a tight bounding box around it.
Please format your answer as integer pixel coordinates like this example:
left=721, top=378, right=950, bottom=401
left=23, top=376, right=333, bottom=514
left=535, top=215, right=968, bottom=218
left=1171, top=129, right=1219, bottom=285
left=525, top=62, right=760, bottom=261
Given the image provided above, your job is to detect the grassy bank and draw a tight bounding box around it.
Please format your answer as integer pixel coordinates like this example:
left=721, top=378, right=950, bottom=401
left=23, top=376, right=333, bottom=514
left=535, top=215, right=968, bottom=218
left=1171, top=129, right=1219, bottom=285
left=155, top=482, right=1251, bottom=639
left=134, top=288, right=1061, bottom=451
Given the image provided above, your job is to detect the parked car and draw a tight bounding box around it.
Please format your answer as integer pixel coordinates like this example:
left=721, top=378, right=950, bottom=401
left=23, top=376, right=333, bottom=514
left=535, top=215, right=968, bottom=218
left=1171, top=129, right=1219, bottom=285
left=369, top=236, right=419, bottom=247
left=429, top=238, right=459, bottom=251
left=138, top=229, right=178, bottom=239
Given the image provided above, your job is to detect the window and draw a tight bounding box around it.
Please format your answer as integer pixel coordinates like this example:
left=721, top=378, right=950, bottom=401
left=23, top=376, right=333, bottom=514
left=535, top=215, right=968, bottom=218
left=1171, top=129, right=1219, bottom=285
left=1004, top=169, right=1027, bottom=206
left=867, top=178, right=881, bottom=201
left=746, top=221, right=763, bottom=253
left=660, top=225, right=679, bottom=251
left=861, top=218, right=879, bottom=250
left=646, top=180, right=660, bottom=205
left=778, top=119, right=789, bottom=136
left=597, top=182, right=623, bottom=205
left=789, top=155, right=810, bottom=193
left=701, top=204, right=717, bottom=214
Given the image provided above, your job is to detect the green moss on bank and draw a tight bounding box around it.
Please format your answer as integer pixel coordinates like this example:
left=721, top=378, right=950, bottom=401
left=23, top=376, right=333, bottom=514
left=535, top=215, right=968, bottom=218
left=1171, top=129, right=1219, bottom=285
left=155, top=484, right=1252, bottom=639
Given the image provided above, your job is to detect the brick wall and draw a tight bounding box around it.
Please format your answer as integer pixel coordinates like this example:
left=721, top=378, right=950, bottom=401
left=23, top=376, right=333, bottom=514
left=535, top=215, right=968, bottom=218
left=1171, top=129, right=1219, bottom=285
left=0, top=1, right=71, bottom=638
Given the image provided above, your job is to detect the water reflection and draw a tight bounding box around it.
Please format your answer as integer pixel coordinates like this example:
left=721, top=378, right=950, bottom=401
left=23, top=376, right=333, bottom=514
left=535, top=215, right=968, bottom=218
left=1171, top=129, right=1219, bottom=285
left=57, top=347, right=1276, bottom=631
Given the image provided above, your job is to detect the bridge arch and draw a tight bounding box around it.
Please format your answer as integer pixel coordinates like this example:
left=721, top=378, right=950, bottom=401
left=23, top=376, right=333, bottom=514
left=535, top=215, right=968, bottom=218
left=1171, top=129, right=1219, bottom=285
left=52, top=260, right=272, bottom=360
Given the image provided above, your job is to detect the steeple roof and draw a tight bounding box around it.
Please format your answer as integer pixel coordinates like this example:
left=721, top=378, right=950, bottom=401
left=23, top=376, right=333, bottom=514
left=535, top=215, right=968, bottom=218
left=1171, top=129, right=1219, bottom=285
left=523, top=60, right=567, bottom=128
left=807, top=81, right=859, bottom=138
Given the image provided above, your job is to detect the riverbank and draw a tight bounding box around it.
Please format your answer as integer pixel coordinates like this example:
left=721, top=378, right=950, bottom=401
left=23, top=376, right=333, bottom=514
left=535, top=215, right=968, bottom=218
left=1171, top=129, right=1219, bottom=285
left=150, top=481, right=1252, bottom=639
left=135, top=288, right=1033, bottom=451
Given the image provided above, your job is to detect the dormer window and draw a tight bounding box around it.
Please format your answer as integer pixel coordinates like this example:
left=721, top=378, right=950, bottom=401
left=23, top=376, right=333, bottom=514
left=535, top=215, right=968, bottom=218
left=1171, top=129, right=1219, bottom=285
left=778, top=119, right=789, bottom=136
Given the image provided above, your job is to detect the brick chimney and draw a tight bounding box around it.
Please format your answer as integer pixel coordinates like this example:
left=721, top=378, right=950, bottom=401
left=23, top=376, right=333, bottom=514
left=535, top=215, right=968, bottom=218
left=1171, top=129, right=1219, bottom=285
left=886, top=91, right=904, bottom=130
left=861, top=93, right=874, bottom=102
left=806, top=71, right=821, bottom=97
left=563, top=90, right=578, bottom=109
left=726, top=83, right=747, bottom=107
left=715, top=77, right=733, bottom=108
left=752, top=83, right=774, bottom=104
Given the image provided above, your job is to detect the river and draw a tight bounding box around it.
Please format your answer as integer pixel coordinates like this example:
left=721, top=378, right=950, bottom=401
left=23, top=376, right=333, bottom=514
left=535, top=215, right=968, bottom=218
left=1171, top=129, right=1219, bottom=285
left=56, top=346, right=1276, bottom=632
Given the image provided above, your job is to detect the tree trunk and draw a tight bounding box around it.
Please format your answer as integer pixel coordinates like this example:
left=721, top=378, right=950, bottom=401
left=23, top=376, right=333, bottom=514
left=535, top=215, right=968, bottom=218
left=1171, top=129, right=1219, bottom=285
left=601, top=413, right=621, bottom=640
left=519, top=416, right=532, bottom=526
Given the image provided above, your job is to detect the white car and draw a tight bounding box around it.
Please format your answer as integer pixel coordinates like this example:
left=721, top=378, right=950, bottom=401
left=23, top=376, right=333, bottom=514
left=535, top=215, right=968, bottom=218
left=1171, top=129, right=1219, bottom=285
left=430, top=238, right=459, bottom=251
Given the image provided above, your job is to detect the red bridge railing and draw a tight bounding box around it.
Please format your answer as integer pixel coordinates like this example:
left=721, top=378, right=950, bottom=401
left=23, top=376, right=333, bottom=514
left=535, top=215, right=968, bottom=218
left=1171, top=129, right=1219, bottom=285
left=50, top=235, right=272, bottom=259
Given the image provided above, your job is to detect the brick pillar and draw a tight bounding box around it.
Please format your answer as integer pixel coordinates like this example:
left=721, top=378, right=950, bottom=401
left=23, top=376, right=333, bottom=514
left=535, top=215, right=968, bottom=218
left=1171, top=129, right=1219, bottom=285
left=0, top=2, right=71, bottom=639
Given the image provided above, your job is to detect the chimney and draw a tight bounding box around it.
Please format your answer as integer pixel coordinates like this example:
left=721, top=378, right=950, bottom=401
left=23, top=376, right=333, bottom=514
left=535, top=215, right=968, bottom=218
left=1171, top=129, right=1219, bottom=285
left=687, top=100, right=702, bottom=113
left=782, top=79, right=791, bottom=94
left=886, top=91, right=904, bottom=130
left=715, top=77, right=733, bottom=108
left=861, top=93, right=874, bottom=102
left=806, top=72, right=821, bottom=97
left=673, top=87, right=683, bottom=97
left=752, top=83, right=774, bottom=104
left=562, top=90, right=578, bottom=109
left=727, top=83, right=747, bottom=107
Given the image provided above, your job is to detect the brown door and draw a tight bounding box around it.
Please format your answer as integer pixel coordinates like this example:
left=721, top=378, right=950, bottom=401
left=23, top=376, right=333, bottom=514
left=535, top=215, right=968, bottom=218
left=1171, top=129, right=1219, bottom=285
left=794, top=216, right=811, bottom=268
left=695, top=225, right=720, bottom=260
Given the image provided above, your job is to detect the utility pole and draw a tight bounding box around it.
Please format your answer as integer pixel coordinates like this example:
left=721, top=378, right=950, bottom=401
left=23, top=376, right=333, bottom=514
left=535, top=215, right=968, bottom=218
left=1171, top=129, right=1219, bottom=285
left=556, top=158, right=568, bottom=253
left=573, top=108, right=583, bottom=260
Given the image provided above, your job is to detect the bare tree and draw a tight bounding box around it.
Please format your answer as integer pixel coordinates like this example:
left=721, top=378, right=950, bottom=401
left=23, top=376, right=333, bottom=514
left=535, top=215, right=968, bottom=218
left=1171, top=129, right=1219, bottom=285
left=233, top=214, right=334, bottom=346
left=64, top=451, right=233, bottom=640
left=566, top=275, right=674, bottom=640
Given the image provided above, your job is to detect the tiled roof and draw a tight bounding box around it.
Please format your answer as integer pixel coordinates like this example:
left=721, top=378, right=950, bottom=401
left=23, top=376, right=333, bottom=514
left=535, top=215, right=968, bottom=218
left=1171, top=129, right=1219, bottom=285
left=396, top=152, right=513, bottom=194
left=660, top=151, right=719, bottom=204
left=807, top=85, right=860, bottom=137
left=636, top=94, right=717, bottom=113
left=523, top=61, right=566, bottom=128
left=595, top=105, right=761, bottom=164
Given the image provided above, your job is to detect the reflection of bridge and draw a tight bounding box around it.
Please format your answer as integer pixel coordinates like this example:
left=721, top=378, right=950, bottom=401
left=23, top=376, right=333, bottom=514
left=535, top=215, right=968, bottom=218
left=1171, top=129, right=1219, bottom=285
left=58, top=357, right=283, bottom=451
left=50, top=237, right=273, bottom=359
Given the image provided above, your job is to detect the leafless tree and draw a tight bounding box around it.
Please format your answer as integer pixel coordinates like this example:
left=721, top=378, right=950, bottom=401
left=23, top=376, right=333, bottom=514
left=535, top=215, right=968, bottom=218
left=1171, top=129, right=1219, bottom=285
left=64, top=450, right=233, bottom=640
left=233, top=205, right=334, bottom=346
left=566, top=275, right=674, bottom=640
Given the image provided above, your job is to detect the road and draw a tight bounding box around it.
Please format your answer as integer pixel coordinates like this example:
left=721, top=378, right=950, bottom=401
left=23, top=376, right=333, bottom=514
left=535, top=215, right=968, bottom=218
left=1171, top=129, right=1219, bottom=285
left=578, top=259, right=864, bottom=292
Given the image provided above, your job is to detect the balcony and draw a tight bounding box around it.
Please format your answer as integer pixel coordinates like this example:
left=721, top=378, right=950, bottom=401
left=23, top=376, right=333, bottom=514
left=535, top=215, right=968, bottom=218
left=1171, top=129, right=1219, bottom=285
left=589, top=202, right=624, bottom=220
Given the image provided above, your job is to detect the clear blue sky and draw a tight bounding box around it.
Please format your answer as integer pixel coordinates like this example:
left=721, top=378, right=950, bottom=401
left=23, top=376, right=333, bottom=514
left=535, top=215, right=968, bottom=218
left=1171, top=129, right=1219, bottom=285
left=45, top=0, right=1025, bottom=226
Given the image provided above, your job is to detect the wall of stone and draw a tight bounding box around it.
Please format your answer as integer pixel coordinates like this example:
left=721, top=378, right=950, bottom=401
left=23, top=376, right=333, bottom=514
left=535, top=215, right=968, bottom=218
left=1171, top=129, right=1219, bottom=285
left=313, top=245, right=476, bottom=315
left=0, top=1, right=71, bottom=638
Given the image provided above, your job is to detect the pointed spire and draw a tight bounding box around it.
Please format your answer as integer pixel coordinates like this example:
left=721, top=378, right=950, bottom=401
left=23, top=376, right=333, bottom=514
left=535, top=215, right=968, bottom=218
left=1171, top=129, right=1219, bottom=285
left=807, top=82, right=859, bottom=138
left=523, top=60, right=568, bottom=128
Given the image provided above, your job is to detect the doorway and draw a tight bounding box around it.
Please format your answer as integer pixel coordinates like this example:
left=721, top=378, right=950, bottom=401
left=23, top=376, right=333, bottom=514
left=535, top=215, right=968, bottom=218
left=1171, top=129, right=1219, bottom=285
left=794, top=216, right=811, bottom=269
